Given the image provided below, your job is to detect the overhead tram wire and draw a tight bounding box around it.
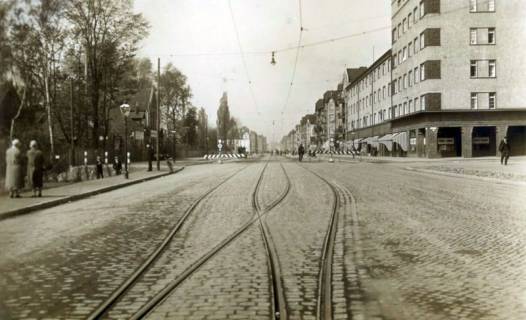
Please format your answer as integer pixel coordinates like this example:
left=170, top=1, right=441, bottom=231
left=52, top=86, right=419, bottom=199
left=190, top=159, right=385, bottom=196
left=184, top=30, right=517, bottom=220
left=277, top=0, right=305, bottom=140
left=151, top=25, right=391, bottom=59
left=228, top=0, right=262, bottom=116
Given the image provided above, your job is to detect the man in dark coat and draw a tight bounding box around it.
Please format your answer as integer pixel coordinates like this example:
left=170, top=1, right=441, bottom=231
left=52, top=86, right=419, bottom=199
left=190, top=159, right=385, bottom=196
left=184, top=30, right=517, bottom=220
left=96, top=156, right=104, bottom=179
left=27, top=140, right=45, bottom=197
left=113, top=156, right=122, bottom=175
left=298, top=144, right=305, bottom=162
left=5, top=139, right=24, bottom=198
left=498, top=136, right=511, bottom=165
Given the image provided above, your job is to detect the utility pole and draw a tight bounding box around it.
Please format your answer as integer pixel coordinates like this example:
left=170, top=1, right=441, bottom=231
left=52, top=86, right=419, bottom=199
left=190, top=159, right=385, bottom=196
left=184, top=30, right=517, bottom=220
left=70, top=78, right=74, bottom=167
left=156, top=58, right=161, bottom=171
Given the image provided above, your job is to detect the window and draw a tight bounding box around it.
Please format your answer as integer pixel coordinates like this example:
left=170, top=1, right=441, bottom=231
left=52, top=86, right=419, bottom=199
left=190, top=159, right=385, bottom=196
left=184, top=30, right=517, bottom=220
left=398, top=23, right=402, bottom=38
left=419, top=1, right=425, bottom=17
left=403, top=47, right=407, bottom=61
left=408, top=13, right=412, bottom=28
left=471, top=93, right=478, bottom=109
left=420, top=95, right=426, bottom=110
left=489, top=60, right=496, bottom=77
left=393, top=28, right=397, bottom=43
left=470, top=60, right=477, bottom=77
left=408, top=42, right=413, bottom=57
left=403, top=74, right=407, bottom=89
left=471, top=28, right=496, bottom=45
left=414, top=37, right=419, bottom=54
left=383, top=86, right=386, bottom=99
left=403, top=102, right=408, bottom=115
left=409, top=100, right=413, bottom=113
left=470, top=29, right=477, bottom=44
left=420, top=32, right=425, bottom=49
left=409, top=70, right=413, bottom=86
left=470, top=0, right=477, bottom=12
left=414, top=67, right=419, bottom=83
left=398, top=50, right=402, bottom=64
left=413, top=7, right=418, bottom=23
left=489, top=92, right=496, bottom=108
left=488, top=28, right=496, bottom=44
left=488, top=0, right=495, bottom=11
left=398, top=77, right=402, bottom=91
left=415, top=97, right=419, bottom=110
left=420, top=63, right=426, bottom=81
left=403, top=18, right=407, bottom=33
left=471, top=0, right=496, bottom=12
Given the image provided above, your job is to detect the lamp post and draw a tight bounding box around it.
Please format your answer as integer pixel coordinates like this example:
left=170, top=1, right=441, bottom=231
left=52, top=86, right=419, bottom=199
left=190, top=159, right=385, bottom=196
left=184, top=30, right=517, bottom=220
left=120, top=103, right=131, bottom=179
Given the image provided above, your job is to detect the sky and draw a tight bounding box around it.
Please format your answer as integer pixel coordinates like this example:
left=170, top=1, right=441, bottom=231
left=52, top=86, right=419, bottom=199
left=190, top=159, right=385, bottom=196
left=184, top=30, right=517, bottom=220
left=134, top=0, right=391, bottom=144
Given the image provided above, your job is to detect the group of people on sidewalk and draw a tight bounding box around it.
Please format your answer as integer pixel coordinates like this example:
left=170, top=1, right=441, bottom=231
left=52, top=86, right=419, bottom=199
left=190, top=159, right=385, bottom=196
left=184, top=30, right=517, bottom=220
left=5, top=139, right=45, bottom=198
left=95, top=156, right=123, bottom=179
left=4, top=139, right=128, bottom=199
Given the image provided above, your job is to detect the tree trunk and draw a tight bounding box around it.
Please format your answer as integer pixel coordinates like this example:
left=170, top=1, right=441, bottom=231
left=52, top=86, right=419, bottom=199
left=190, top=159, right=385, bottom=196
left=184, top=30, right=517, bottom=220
left=10, top=88, right=27, bottom=141
left=44, top=73, right=55, bottom=158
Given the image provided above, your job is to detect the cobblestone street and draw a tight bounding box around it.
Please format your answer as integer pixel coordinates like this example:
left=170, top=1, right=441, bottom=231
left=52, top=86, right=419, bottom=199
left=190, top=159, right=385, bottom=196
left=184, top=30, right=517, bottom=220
left=0, top=157, right=525, bottom=319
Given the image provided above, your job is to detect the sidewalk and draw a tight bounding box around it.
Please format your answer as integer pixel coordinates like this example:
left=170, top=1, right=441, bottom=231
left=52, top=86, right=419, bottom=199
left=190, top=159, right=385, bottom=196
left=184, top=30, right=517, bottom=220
left=0, top=166, right=184, bottom=221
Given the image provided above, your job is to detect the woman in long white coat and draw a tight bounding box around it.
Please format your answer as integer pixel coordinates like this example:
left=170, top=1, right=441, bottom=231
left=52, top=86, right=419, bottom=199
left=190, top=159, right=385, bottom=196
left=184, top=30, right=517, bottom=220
left=5, top=139, right=24, bottom=198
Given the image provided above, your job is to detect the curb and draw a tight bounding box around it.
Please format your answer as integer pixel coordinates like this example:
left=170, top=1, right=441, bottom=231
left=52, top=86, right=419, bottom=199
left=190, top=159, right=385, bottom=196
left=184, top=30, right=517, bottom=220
left=0, top=167, right=185, bottom=222
left=404, top=167, right=526, bottom=187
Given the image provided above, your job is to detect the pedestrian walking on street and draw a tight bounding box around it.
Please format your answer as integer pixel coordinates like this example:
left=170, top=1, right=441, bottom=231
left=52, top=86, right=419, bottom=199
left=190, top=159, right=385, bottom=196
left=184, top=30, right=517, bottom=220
left=96, top=156, right=104, bottom=179
left=5, top=139, right=24, bottom=198
left=113, top=156, right=122, bottom=175
left=298, top=143, right=305, bottom=162
left=26, top=140, right=45, bottom=197
left=498, top=136, right=511, bottom=165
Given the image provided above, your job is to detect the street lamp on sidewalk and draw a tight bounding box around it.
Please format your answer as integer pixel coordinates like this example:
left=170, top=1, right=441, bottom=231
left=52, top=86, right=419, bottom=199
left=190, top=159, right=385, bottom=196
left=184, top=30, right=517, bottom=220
left=120, top=103, right=131, bottom=179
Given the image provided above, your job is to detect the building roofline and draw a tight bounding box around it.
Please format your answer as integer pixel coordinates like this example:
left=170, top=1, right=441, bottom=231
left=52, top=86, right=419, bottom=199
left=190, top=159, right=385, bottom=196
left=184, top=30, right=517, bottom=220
left=348, top=49, right=392, bottom=88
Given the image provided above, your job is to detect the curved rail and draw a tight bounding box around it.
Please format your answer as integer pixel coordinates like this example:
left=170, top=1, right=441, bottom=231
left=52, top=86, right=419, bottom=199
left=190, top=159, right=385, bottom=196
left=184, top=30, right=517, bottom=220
left=87, top=165, right=250, bottom=320
left=299, top=164, right=340, bottom=320
left=128, top=161, right=292, bottom=319
left=253, top=162, right=291, bottom=320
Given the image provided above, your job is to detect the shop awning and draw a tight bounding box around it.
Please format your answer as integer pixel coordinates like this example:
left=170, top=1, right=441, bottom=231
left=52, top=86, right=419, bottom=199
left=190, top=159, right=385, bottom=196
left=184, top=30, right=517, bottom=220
left=352, top=138, right=363, bottom=148
left=364, top=136, right=379, bottom=148
left=393, top=131, right=409, bottom=151
left=378, top=133, right=396, bottom=151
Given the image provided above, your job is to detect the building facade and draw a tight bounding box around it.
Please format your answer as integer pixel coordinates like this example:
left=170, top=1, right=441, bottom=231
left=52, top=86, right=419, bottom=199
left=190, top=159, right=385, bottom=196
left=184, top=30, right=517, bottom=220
left=347, top=0, right=526, bottom=158
left=345, top=51, right=392, bottom=153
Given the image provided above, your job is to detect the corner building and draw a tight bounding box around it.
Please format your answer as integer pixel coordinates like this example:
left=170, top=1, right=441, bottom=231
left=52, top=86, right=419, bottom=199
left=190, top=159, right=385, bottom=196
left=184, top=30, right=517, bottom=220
left=350, top=0, right=526, bottom=158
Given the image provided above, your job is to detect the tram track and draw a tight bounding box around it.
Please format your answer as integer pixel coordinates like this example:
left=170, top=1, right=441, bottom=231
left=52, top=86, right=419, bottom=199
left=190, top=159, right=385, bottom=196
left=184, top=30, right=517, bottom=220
left=89, top=159, right=293, bottom=320
left=87, top=164, right=250, bottom=320
left=299, top=163, right=341, bottom=320
left=253, top=162, right=291, bottom=320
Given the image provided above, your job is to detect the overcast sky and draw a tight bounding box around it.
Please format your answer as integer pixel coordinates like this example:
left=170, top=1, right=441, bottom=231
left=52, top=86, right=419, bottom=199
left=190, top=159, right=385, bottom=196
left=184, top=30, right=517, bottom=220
left=134, top=0, right=391, bottom=143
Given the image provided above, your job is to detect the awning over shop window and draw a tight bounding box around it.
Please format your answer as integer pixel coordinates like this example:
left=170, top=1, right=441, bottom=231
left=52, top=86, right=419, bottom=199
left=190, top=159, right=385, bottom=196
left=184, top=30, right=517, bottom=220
left=364, top=136, right=379, bottom=148
left=393, top=131, right=409, bottom=151
left=378, top=133, right=396, bottom=151
left=352, top=138, right=362, bottom=148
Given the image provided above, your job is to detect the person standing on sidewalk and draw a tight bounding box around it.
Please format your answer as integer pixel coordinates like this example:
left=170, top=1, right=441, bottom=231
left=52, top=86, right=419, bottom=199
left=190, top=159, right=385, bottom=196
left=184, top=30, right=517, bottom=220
left=27, top=140, right=45, bottom=197
left=96, top=156, right=104, bottom=179
left=5, top=139, right=24, bottom=198
left=298, top=144, right=305, bottom=162
left=498, top=136, right=511, bottom=165
left=113, top=156, right=122, bottom=175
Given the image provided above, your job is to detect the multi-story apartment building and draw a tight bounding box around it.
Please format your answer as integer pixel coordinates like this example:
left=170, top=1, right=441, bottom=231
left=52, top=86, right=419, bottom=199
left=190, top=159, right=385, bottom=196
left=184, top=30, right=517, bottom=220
left=345, top=52, right=392, bottom=153
left=315, top=98, right=327, bottom=147
left=346, top=0, right=526, bottom=158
